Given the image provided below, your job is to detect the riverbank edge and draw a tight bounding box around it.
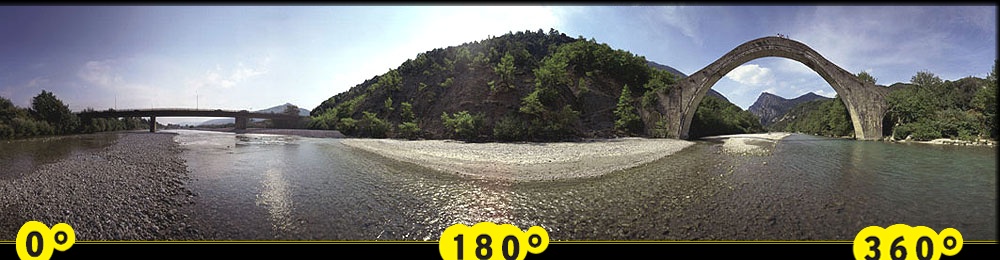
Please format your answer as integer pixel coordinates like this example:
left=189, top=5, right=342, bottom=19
left=890, top=138, right=996, bottom=147
left=165, top=127, right=346, bottom=138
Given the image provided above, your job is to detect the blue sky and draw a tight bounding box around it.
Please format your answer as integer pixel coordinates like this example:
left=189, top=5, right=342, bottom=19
left=1, top=6, right=995, bottom=125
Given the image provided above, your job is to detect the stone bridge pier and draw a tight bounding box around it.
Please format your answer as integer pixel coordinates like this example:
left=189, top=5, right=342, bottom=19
left=235, top=116, right=249, bottom=130
left=651, top=36, right=891, bottom=141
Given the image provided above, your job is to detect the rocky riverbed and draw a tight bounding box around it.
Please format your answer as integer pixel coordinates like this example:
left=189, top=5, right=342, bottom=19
left=0, top=132, right=200, bottom=240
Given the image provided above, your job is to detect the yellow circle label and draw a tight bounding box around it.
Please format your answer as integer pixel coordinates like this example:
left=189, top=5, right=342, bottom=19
left=439, top=222, right=549, bottom=260
left=15, top=221, right=75, bottom=260
left=852, top=224, right=963, bottom=260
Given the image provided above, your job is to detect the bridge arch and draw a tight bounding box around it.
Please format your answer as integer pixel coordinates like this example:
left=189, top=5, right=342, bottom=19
left=658, top=36, right=890, bottom=140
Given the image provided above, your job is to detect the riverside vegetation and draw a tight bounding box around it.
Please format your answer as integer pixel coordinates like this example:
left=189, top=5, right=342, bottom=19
left=771, top=67, right=998, bottom=142
left=1, top=91, right=149, bottom=140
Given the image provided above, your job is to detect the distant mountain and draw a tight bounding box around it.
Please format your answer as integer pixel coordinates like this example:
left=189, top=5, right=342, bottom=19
left=646, top=60, right=729, bottom=103
left=747, top=92, right=830, bottom=126
left=198, top=103, right=309, bottom=126
left=646, top=61, right=687, bottom=78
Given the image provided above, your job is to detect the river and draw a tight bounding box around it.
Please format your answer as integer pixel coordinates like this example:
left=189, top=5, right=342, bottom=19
left=2, top=130, right=995, bottom=241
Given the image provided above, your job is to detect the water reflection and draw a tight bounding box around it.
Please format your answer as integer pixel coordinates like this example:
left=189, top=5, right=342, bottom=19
left=257, top=167, right=295, bottom=233
left=0, top=133, right=119, bottom=179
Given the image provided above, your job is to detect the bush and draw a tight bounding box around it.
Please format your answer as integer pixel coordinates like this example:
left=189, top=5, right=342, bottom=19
left=441, top=111, right=483, bottom=140
left=307, top=109, right=339, bottom=130
left=359, top=111, right=389, bottom=138
left=397, top=121, right=422, bottom=140
left=493, top=115, right=526, bottom=141
left=0, top=123, right=13, bottom=139
left=337, top=118, right=358, bottom=135
left=895, top=121, right=941, bottom=141
left=651, top=116, right=670, bottom=138
left=440, top=77, right=454, bottom=88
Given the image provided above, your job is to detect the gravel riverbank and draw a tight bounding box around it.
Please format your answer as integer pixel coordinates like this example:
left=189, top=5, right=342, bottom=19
left=340, top=137, right=695, bottom=181
left=0, top=132, right=199, bottom=240
left=700, top=132, right=792, bottom=155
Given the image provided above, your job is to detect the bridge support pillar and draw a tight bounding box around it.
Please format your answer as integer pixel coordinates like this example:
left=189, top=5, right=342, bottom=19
left=235, top=117, right=248, bottom=130
left=149, top=116, right=156, bottom=132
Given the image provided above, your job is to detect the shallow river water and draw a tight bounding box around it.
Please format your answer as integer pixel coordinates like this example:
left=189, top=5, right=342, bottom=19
left=162, top=130, right=995, bottom=241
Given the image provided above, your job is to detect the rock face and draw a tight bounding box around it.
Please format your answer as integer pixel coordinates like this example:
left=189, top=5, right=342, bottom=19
left=747, top=92, right=829, bottom=126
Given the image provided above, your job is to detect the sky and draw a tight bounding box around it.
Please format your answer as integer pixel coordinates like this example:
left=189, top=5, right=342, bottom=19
left=1, top=6, right=995, bottom=125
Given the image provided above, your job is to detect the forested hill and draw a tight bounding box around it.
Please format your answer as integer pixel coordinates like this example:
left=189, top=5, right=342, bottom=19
left=309, top=29, right=761, bottom=141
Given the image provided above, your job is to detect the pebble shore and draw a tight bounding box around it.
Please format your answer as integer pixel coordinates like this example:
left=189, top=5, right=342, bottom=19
left=341, top=137, right=695, bottom=181
left=700, top=132, right=792, bottom=156
left=1, top=132, right=199, bottom=240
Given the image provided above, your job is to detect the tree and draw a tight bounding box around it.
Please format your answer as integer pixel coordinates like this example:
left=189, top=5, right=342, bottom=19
left=359, top=111, right=388, bottom=138
left=857, top=71, right=877, bottom=84
left=911, top=71, right=943, bottom=87
left=614, top=84, right=641, bottom=134
left=283, top=104, right=300, bottom=116
left=31, top=90, right=78, bottom=134
left=383, top=97, right=394, bottom=113
left=1, top=96, right=18, bottom=122
left=492, top=52, right=516, bottom=92
left=273, top=104, right=302, bottom=129
left=972, top=60, right=997, bottom=139
left=399, top=102, right=415, bottom=122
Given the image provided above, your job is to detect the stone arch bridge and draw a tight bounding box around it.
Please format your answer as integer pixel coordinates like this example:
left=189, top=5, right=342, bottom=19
left=650, top=36, right=893, bottom=140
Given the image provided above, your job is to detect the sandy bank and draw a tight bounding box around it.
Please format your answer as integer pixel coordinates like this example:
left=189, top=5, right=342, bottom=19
left=700, top=132, right=792, bottom=155
left=340, top=138, right=694, bottom=181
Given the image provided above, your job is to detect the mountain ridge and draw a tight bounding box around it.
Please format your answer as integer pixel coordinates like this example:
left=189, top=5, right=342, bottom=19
left=747, top=92, right=830, bottom=126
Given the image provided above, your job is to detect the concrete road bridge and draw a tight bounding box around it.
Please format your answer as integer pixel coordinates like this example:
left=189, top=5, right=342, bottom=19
left=78, top=108, right=302, bottom=132
left=650, top=36, right=894, bottom=140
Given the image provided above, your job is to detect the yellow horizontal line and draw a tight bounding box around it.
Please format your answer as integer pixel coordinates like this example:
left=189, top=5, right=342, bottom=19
left=0, top=240, right=995, bottom=244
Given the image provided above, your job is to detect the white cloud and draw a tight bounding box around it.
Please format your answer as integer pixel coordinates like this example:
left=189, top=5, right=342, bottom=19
left=786, top=6, right=972, bottom=82
left=409, top=6, right=560, bottom=50
left=26, top=77, right=50, bottom=88
left=0, top=87, right=12, bottom=100
left=188, top=55, right=272, bottom=90
left=642, top=6, right=703, bottom=46
left=775, top=59, right=815, bottom=75
left=77, top=60, right=124, bottom=87
left=726, top=64, right=775, bottom=86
